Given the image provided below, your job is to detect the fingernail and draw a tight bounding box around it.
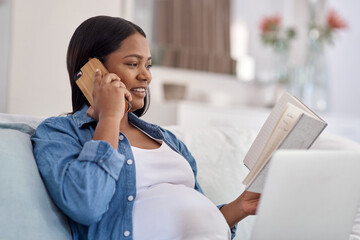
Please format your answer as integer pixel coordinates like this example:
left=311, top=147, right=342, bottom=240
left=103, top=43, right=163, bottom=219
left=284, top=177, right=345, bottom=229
left=95, top=69, right=100, bottom=73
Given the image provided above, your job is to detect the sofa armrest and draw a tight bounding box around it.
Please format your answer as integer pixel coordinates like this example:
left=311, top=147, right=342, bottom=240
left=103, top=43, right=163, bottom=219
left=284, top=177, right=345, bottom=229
left=0, top=122, right=72, bottom=240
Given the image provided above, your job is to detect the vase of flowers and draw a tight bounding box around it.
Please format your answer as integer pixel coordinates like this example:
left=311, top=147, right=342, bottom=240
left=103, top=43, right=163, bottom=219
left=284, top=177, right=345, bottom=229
left=297, top=8, right=347, bottom=112
left=260, top=15, right=296, bottom=85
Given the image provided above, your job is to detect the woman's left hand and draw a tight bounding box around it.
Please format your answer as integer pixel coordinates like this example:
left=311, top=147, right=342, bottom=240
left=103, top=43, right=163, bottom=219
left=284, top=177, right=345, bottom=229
left=220, top=190, right=261, bottom=228
left=238, top=190, right=261, bottom=215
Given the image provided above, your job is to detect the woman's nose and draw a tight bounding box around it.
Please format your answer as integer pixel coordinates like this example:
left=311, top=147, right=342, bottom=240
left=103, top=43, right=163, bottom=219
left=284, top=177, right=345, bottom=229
left=137, top=67, right=151, bottom=82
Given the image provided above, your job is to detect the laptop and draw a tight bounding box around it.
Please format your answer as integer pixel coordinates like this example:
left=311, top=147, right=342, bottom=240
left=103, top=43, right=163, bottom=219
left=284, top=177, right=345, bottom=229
left=250, top=150, right=360, bottom=240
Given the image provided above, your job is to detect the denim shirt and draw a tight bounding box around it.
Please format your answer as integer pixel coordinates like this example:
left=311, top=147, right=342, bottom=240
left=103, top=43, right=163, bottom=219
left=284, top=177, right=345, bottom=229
left=31, top=105, right=237, bottom=240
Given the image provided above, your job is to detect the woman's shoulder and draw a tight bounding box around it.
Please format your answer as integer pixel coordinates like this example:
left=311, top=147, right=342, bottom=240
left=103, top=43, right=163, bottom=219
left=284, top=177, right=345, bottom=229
left=38, top=114, right=74, bottom=128
left=37, top=106, right=94, bottom=131
left=33, top=114, right=81, bottom=139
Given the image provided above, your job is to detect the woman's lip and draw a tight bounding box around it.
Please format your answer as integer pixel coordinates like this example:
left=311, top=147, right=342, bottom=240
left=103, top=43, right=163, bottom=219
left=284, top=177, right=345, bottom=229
left=130, top=87, right=147, bottom=91
left=130, top=87, right=147, bottom=97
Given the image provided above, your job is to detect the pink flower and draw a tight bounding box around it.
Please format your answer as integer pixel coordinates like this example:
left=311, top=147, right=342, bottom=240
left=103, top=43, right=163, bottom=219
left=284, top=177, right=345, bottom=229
left=327, top=9, right=347, bottom=29
left=260, top=15, right=281, bottom=33
left=259, top=14, right=296, bottom=48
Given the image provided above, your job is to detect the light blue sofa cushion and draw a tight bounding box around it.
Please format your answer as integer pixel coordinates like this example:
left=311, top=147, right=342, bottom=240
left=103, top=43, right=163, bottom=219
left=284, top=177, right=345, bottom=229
left=0, top=123, right=72, bottom=240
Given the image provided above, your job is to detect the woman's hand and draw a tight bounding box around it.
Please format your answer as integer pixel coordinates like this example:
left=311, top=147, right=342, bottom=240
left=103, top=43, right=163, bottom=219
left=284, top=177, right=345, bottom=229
left=87, top=69, right=132, bottom=122
left=238, top=190, right=261, bottom=215
left=220, top=190, right=261, bottom=228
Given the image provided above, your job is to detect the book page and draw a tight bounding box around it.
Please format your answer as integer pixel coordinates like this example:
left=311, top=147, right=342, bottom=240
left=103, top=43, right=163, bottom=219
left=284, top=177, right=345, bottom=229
left=247, top=114, right=327, bottom=193
left=243, top=93, right=297, bottom=169
left=243, top=103, right=305, bottom=185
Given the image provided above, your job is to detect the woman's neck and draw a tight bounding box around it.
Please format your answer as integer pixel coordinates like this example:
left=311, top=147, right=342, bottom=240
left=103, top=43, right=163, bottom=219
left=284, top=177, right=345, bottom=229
left=120, top=112, right=132, bottom=132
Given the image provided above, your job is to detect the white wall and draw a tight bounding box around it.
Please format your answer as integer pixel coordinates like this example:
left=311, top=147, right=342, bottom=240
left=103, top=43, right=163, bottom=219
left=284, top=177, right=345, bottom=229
left=0, top=0, right=11, bottom=113
left=7, top=0, right=121, bottom=117
left=327, top=0, right=360, bottom=115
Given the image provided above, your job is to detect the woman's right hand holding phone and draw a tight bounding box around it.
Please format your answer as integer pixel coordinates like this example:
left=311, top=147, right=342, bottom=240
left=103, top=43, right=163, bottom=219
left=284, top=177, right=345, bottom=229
left=87, top=69, right=132, bottom=122
left=88, top=69, right=132, bottom=149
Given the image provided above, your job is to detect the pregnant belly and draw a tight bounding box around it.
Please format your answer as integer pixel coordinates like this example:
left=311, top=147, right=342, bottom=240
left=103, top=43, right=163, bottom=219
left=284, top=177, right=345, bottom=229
left=132, top=183, right=231, bottom=240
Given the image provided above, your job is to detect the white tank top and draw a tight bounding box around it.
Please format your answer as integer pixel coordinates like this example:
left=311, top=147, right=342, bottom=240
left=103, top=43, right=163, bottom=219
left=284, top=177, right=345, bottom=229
left=131, top=142, right=231, bottom=240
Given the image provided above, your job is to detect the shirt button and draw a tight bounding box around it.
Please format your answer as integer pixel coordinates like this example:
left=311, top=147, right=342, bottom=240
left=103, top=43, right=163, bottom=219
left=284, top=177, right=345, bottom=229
left=99, top=159, right=103, bottom=163
left=127, top=159, right=133, bottom=165
left=128, top=195, right=134, bottom=202
left=119, top=135, right=124, bottom=141
left=124, top=231, right=130, bottom=237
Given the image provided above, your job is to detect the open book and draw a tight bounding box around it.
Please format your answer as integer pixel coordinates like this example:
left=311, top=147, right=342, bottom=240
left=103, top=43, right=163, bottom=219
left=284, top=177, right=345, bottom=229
left=243, top=92, right=327, bottom=193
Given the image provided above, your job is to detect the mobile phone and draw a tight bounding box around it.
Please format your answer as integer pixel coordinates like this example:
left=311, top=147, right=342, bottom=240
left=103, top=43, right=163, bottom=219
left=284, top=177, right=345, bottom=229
left=74, top=58, right=131, bottom=111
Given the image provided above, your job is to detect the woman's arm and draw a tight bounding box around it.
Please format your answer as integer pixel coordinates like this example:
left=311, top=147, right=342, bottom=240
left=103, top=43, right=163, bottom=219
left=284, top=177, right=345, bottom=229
left=88, top=69, right=132, bottom=149
left=32, top=70, right=134, bottom=225
left=32, top=118, right=125, bottom=225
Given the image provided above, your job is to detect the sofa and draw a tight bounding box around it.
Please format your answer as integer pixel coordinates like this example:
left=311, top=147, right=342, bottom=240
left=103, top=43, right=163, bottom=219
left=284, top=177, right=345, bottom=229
left=1, top=112, right=360, bottom=240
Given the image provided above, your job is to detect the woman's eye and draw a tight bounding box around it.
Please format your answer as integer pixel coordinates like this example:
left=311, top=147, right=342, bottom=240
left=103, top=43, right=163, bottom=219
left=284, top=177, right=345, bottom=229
left=127, top=63, right=138, bottom=67
left=146, top=64, right=152, bottom=69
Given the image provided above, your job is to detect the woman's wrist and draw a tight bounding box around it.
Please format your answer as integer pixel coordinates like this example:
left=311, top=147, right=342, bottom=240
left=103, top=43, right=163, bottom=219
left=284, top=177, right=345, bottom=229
left=233, top=196, right=251, bottom=221
left=92, top=116, right=121, bottom=149
left=98, top=114, right=121, bottom=125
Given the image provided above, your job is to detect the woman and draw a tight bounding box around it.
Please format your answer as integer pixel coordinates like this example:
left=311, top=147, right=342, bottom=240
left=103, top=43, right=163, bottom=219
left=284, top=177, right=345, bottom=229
left=32, top=16, right=260, bottom=240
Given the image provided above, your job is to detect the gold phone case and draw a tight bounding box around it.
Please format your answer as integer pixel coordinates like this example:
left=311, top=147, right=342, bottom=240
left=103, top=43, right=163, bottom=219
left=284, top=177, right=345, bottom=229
left=74, top=58, right=130, bottom=111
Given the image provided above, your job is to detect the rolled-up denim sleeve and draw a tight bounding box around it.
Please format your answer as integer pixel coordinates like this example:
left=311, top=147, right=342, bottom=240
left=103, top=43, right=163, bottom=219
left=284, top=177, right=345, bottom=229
left=32, top=118, right=125, bottom=225
left=78, top=140, right=124, bottom=180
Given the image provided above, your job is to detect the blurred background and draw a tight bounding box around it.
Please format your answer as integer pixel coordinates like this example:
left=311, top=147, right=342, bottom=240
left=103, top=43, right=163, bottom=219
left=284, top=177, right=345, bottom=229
left=0, top=0, right=359, bottom=142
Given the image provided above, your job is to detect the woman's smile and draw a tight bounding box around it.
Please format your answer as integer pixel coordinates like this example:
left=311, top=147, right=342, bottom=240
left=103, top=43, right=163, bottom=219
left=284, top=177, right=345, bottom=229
left=130, top=87, right=147, bottom=98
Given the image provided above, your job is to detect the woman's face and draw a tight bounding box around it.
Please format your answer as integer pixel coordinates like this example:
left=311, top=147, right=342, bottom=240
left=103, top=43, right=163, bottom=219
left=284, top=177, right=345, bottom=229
left=104, top=32, right=152, bottom=111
